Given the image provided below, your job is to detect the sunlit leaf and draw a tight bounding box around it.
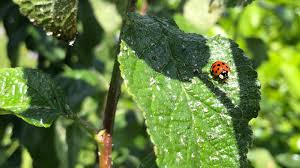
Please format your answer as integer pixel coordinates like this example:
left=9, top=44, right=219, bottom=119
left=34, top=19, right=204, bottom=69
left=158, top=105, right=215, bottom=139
left=276, top=153, right=300, bottom=168
left=119, top=13, right=260, bottom=167
left=0, top=68, right=68, bottom=127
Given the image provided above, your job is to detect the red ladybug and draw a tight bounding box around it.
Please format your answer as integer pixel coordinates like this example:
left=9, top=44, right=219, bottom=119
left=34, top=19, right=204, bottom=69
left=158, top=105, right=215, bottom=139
left=210, top=61, right=230, bottom=80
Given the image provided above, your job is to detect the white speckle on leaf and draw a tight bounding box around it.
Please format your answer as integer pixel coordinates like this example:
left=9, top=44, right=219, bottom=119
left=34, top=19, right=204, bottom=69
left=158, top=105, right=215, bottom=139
left=196, top=137, right=204, bottom=143
left=209, top=156, right=219, bottom=161
left=171, top=95, right=177, bottom=101
left=180, top=137, right=185, bottom=145
left=150, top=77, right=156, bottom=86
left=164, top=148, right=169, bottom=153
left=11, top=85, right=15, bottom=96
left=158, top=116, right=163, bottom=121
left=195, top=101, right=201, bottom=107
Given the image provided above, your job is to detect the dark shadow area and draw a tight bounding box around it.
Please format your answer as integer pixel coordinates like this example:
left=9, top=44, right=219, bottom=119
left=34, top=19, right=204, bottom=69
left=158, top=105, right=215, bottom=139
left=245, top=37, right=269, bottom=69
left=2, top=2, right=29, bottom=67
left=70, top=0, right=104, bottom=68
left=146, top=0, right=188, bottom=18
left=55, top=75, right=107, bottom=118
left=20, top=68, right=106, bottom=120
left=122, top=13, right=260, bottom=167
left=13, top=120, right=60, bottom=168
left=9, top=68, right=101, bottom=127
left=122, top=14, right=210, bottom=81
left=14, top=69, right=65, bottom=125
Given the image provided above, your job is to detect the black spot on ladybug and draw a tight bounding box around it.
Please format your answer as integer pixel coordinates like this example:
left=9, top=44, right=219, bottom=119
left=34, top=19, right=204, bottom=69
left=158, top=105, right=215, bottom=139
left=226, top=65, right=228, bottom=68
left=213, top=65, right=216, bottom=68
left=217, top=68, right=220, bottom=70
left=222, top=62, right=225, bottom=65
left=217, top=64, right=220, bottom=66
left=214, top=70, right=217, bottom=73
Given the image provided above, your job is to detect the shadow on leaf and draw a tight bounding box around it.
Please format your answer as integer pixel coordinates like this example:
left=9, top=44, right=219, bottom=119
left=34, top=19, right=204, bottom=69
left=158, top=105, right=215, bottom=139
left=120, top=13, right=260, bottom=167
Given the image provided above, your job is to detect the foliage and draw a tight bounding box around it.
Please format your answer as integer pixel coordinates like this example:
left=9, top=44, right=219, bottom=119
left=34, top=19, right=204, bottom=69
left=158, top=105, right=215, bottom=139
left=0, top=68, right=67, bottom=127
left=13, top=0, right=78, bottom=41
left=119, top=13, right=259, bottom=167
left=0, top=0, right=297, bottom=167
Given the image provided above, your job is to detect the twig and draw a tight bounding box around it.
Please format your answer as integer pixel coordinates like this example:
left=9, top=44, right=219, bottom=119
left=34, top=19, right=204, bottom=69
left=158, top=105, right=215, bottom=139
left=96, top=1, right=136, bottom=168
left=97, top=51, right=122, bottom=168
left=95, top=130, right=112, bottom=168
left=102, top=57, right=122, bottom=135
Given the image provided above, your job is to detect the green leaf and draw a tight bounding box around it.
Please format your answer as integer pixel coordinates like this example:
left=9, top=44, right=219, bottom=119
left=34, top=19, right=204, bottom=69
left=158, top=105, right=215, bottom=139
left=18, top=124, right=60, bottom=168
left=89, top=0, right=121, bottom=34
left=0, top=68, right=67, bottom=127
left=66, top=123, right=96, bottom=168
left=13, top=0, right=78, bottom=41
left=247, top=148, right=279, bottom=168
left=276, top=153, right=300, bottom=168
left=119, top=13, right=260, bottom=167
left=225, top=0, right=254, bottom=7
left=0, top=22, right=11, bottom=68
left=183, top=0, right=224, bottom=32
left=56, top=69, right=107, bottom=127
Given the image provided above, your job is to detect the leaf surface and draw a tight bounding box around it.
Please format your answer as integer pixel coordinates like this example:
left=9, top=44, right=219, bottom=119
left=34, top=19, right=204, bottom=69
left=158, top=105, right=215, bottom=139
left=13, top=0, right=78, bottom=41
left=0, top=68, right=67, bottom=127
left=119, top=13, right=260, bottom=167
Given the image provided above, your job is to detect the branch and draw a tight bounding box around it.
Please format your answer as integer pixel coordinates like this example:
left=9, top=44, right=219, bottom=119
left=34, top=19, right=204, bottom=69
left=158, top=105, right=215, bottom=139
left=96, top=1, right=137, bottom=167
left=97, top=45, right=122, bottom=168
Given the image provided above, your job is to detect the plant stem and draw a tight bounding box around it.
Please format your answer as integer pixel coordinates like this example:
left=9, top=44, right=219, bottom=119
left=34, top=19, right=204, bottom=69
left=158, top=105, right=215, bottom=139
left=97, top=50, right=122, bottom=168
left=102, top=58, right=122, bottom=135
left=96, top=1, right=136, bottom=168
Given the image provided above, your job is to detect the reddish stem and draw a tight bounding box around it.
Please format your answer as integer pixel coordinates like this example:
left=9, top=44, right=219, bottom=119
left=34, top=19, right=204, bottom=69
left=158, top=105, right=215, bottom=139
left=97, top=1, right=136, bottom=168
left=97, top=130, right=113, bottom=168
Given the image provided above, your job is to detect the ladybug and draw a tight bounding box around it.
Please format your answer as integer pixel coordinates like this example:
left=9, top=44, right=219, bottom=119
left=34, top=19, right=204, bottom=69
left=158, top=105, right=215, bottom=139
left=210, top=61, right=230, bottom=80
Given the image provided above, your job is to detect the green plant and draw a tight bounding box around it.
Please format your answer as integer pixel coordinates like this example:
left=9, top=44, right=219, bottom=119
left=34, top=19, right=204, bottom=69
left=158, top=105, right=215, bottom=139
left=0, top=0, right=261, bottom=167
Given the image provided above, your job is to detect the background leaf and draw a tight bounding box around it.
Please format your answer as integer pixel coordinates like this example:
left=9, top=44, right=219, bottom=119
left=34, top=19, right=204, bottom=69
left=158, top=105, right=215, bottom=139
left=119, top=13, right=260, bottom=167
left=247, top=148, right=279, bottom=168
left=0, top=22, right=11, bottom=68
left=225, top=0, right=254, bottom=7
left=13, top=0, right=78, bottom=41
left=0, top=68, right=67, bottom=127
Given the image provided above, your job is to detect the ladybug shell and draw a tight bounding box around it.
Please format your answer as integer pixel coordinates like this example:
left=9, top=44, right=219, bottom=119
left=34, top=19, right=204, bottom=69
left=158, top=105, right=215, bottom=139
left=211, top=61, right=230, bottom=79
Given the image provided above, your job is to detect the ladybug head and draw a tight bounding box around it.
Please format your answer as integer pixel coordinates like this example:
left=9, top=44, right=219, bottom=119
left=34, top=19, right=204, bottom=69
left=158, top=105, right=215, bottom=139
left=219, top=71, right=229, bottom=80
